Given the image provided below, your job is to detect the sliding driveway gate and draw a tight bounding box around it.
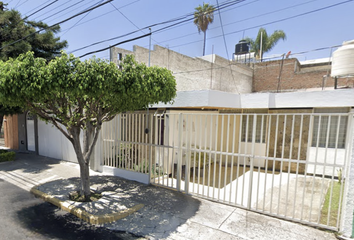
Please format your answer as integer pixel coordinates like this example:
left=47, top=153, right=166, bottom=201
left=102, top=111, right=353, bottom=231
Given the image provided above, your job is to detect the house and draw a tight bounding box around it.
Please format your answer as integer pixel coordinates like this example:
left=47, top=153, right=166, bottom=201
left=4, top=41, right=354, bottom=235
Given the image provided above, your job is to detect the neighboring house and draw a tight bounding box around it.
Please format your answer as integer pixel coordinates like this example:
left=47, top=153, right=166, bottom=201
left=5, top=41, right=354, bottom=235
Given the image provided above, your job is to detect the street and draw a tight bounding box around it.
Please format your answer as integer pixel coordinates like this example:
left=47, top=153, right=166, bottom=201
left=0, top=178, right=143, bottom=240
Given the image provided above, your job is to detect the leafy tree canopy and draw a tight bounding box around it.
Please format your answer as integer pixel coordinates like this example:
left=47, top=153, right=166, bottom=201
left=194, top=3, right=215, bottom=56
left=0, top=1, right=67, bottom=120
left=0, top=3, right=67, bottom=61
left=0, top=51, right=176, bottom=199
left=244, top=28, right=286, bottom=60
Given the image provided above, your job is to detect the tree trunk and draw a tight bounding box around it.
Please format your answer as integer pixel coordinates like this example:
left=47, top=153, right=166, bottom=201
left=69, top=126, right=91, bottom=201
left=203, top=31, right=206, bottom=56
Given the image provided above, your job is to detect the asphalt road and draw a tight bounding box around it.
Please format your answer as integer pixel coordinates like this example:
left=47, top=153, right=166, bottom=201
left=0, top=179, right=144, bottom=240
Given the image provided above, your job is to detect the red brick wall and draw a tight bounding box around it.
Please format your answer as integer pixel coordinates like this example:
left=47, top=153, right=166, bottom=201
left=253, top=58, right=354, bottom=92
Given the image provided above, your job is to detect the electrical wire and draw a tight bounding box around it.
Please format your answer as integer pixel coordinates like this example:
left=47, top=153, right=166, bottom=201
left=0, top=0, right=113, bottom=51
left=155, top=0, right=319, bottom=45
left=168, top=0, right=354, bottom=50
left=70, top=0, right=247, bottom=54
left=39, top=0, right=86, bottom=22
left=24, top=0, right=59, bottom=20
left=79, top=32, right=151, bottom=58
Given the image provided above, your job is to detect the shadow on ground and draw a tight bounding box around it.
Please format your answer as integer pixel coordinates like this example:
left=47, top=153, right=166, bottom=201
left=35, top=176, right=201, bottom=238
left=17, top=202, right=143, bottom=240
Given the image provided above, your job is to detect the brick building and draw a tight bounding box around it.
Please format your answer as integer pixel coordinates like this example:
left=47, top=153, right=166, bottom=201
left=252, top=58, right=354, bottom=92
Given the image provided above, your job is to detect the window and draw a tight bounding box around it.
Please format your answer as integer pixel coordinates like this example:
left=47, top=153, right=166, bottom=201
left=241, top=110, right=267, bottom=143
left=312, top=108, right=348, bottom=149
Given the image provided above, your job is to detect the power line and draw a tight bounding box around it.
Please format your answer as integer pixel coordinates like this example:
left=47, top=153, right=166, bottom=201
left=155, top=0, right=319, bottom=45
left=70, top=0, right=247, bottom=54
left=0, top=0, right=113, bottom=51
left=168, top=0, right=354, bottom=51
left=24, top=0, right=59, bottom=20
left=51, top=0, right=139, bottom=26
left=39, top=0, right=86, bottom=22
left=79, top=33, right=151, bottom=58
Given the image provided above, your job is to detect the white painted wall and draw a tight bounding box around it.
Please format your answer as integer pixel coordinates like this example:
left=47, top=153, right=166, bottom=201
left=154, top=89, right=354, bottom=110
left=37, top=120, right=82, bottom=163
left=26, top=116, right=35, bottom=152
left=307, top=147, right=346, bottom=177
left=239, top=142, right=267, bottom=168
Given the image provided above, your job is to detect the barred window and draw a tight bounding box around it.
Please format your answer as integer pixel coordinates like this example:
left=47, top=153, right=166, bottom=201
left=241, top=110, right=267, bottom=143
left=312, top=108, right=348, bottom=149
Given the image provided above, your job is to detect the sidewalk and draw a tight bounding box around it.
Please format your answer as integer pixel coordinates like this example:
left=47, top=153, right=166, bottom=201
left=0, top=151, right=338, bottom=240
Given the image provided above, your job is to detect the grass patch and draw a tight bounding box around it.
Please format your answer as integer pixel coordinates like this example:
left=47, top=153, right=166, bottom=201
left=0, top=150, right=15, bottom=162
left=320, top=181, right=343, bottom=227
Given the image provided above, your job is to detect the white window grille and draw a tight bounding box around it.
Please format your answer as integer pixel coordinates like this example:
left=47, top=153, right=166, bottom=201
left=241, top=109, right=267, bottom=143
left=312, top=108, right=348, bottom=148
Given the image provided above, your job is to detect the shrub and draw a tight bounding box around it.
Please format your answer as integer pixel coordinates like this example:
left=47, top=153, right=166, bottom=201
left=0, top=150, right=15, bottom=162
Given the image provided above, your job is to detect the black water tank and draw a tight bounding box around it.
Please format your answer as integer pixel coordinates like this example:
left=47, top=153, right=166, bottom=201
left=235, top=40, right=249, bottom=55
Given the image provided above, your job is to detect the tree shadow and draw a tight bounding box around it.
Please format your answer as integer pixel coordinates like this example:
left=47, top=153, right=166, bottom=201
left=17, top=202, right=143, bottom=240
left=35, top=176, right=201, bottom=239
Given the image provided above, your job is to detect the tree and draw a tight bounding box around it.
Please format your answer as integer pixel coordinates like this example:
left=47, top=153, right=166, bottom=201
left=0, top=2, right=67, bottom=132
left=244, top=28, right=286, bottom=61
left=0, top=3, right=67, bottom=61
left=194, top=3, right=215, bottom=56
left=0, top=52, right=177, bottom=200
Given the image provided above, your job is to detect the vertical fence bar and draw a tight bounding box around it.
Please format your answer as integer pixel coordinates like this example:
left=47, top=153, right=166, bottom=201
left=340, top=113, right=353, bottom=231
left=229, top=115, right=237, bottom=204
left=247, top=114, right=257, bottom=209
left=177, top=113, right=183, bottom=191
left=292, top=114, right=304, bottom=219
left=224, top=115, right=230, bottom=202
left=185, top=114, right=191, bottom=194
left=285, top=114, right=295, bottom=217
left=263, top=114, right=272, bottom=212
left=208, top=114, right=213, bottom=198
left=270, top=115, right=279, bottom=214
left=277, top=114, right=287, bottom=215
left=301, top=114, right=314, bottom=221
left=218, top=114, right=225, bottom=201
left=213, top=115, right=219, bottom=199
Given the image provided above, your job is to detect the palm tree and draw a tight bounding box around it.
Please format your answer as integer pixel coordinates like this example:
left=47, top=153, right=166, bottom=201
left=244, top=28, right=286, bottom=61
left=194, top=3, right=215, bottom=56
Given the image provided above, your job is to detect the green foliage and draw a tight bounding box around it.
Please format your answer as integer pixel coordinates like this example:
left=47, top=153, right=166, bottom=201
left=0, top=51, right=176, bottom=198
left=0, top=52, right=177, bottom=130
left=244, top=28, right=286, bottom=59
left=0, top=7, right=67, bottom=61
left=320, top=181, right=343, bottom=227
left=190, top=151, right=212, bottom=167
left=194, top=3, right=215, bottom=56
left=0, top=150, right=15, bottom=162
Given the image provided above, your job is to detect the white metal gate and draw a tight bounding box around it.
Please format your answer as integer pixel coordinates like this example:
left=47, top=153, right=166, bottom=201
left=102, top=111, right=353, bottom=231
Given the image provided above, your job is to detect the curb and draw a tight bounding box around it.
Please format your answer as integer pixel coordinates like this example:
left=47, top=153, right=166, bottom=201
left=30, top=186, right=144, bottom=225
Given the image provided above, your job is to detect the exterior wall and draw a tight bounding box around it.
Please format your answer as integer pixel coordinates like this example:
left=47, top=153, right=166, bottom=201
left=253, top=58, right=354, bottom=92
left=37, top=120, right=81, bottom=163
left=17, top=113, right=27, bottom=151
left=110, top=45, right=253, bottom=94
left=267, top=109, right=311, bottom=173
left=4, top=115, right=18, bottom=149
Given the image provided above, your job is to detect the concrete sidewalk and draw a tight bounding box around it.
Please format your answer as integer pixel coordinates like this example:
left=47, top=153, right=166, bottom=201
left=0, top=151, right=338, bottom=240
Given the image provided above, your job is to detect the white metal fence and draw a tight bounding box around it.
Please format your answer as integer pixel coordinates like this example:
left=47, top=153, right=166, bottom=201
left=102, top=111, right=353, bottom=231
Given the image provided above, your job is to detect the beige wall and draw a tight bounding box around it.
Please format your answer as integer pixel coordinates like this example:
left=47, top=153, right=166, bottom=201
left=110, top=45, right=253, bottom=94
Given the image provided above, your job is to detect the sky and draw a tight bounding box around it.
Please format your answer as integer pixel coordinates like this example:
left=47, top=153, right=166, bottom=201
left=5, top=0, right=354, bottom=62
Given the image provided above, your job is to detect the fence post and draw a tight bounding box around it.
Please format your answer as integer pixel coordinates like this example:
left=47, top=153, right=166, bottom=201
left=177, top=113, right=183, bottom=191
left=247, top=114, right=257, bottom=209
